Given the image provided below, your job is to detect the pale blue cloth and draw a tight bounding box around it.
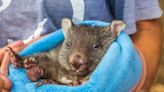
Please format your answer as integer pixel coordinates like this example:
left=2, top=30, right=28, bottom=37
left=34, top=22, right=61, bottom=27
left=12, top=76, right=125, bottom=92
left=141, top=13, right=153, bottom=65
left=9, top=21, right=142, bottom=92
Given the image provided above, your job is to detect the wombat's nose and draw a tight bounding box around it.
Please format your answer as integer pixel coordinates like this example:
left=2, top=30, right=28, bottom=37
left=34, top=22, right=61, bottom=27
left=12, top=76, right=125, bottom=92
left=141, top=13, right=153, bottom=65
left=69, top=53, right=87, bottom=71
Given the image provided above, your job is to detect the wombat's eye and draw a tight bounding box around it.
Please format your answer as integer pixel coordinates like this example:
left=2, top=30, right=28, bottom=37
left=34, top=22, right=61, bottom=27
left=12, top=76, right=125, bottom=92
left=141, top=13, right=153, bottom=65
left=92, top=43, right=101, bottom=49
left=66, top=42, right=72, bottom=49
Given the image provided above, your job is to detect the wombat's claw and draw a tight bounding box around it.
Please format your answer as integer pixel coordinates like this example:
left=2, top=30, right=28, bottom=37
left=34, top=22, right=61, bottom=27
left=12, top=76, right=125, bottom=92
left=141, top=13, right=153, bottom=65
left=26, top=66, right=43, bottom=82
left=7, top=47, right=24, bottom=68
left=10, top=56, right=23, bottom=68
left=36, top=79, right=58, bottom=87
left=24, top=57, right=38, bottom=69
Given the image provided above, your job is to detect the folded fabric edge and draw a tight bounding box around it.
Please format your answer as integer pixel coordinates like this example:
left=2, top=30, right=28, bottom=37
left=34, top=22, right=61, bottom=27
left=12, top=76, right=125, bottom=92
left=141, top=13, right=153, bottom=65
left=131, top=45, right=147, bottom=92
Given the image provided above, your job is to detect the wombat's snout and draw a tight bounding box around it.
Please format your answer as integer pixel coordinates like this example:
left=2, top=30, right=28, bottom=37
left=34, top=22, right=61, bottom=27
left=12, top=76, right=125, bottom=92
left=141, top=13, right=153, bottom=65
left=69, top=53, right=88, bottom=76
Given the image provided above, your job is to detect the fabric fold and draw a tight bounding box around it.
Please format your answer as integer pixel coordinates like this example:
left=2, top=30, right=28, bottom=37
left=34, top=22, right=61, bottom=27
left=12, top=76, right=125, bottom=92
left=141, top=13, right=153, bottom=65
left=9, top=21, right=142, bottom=92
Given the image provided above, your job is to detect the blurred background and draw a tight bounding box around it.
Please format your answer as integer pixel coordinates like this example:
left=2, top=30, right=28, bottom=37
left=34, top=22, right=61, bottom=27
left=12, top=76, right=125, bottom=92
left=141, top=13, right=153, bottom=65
left=150, top=0, right=164, bottom=92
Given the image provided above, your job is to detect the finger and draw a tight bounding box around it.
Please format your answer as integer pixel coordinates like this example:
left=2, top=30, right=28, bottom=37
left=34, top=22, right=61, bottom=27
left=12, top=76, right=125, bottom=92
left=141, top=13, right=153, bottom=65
left=23, top=36, right=43, bottom=45
left=0, top=40, right=24, bottom=52
left=0, top=41, right=24, bottom=61
left=12, top=44, right=28, bottom=53
left=0, top=52, right=12, bottom=90
left=0, top=74, right=12, bottom=91
left=0, top=77, right=4, bottom=91
left=12, top=36, right=44, bottom=54
left=0, top=50, right=6, bottom=62
left=7, top=40, right=24, bottom=48
left=0, top=53, right=5, bottom=63
left=13, top=37, right=42, bottom=53
left=0, top=52, right=10, bottom=76
left=0, top=75, right=11, bottom=91
left=2, top=89, right=10, bottom=92
left=2, top=90, right=9, bottom=92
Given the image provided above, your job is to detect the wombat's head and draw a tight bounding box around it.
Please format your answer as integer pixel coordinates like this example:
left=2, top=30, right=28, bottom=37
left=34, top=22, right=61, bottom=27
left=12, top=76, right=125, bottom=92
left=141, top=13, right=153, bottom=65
left=58, top=18, right=125, bottom=77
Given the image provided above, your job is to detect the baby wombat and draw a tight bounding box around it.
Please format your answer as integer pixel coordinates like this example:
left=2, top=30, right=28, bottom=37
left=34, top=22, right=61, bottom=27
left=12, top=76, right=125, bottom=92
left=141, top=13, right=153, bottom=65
left=9, top=18, right=125, bottom=86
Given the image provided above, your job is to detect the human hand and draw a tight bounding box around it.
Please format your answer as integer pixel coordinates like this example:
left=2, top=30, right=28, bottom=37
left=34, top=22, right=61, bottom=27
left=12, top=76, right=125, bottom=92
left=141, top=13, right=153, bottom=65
left=0, top=36, right=44, bottom=92
left=0, top=41, right=25, bottom=92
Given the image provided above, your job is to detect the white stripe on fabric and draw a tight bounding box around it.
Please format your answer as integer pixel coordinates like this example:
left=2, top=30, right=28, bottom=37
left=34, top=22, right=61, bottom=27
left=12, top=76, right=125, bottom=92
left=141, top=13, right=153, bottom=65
left=23, top=18, right=47, bottom=44
left=0, top=0, right=12, bottom=12
left=70, top=0, right=85, bottom=21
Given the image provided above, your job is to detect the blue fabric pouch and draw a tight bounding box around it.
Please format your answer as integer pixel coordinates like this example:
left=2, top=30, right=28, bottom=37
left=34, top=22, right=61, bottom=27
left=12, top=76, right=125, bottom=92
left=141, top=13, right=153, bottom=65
left=9, top=20, right=142, bottom=92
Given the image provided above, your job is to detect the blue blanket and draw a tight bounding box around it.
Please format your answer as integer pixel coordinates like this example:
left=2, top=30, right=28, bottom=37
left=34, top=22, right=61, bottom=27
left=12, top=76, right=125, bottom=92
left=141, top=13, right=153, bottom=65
left=9, top=21, right=142, bottom=92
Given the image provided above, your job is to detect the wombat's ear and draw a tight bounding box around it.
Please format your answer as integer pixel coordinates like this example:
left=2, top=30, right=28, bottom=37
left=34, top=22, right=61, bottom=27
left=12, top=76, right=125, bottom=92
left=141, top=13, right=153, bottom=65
left=110, top=20, right=126, bottom=35
left=61, top=18, right=73, bottom=37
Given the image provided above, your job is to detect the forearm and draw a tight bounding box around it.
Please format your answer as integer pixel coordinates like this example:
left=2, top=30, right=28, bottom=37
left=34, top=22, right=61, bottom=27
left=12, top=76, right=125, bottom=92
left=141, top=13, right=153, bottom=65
left=130, top=19, right=162, bottom=91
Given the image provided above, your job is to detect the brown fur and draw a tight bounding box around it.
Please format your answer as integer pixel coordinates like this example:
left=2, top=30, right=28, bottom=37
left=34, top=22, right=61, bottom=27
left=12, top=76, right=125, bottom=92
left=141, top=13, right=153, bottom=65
left=10, top=18, right=124, bottom=86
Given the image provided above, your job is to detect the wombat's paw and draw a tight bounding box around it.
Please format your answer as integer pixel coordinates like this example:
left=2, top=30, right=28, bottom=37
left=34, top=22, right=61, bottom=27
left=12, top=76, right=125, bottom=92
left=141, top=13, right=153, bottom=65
left=26, top=66, right=43, bottom=82
left=36, top=79, right=58, bottom=87
left=6, top=47, right=24, bottom=68
left=24, top=57, right=38, bottom=69
left=10, top=56, right=23, bottom=68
